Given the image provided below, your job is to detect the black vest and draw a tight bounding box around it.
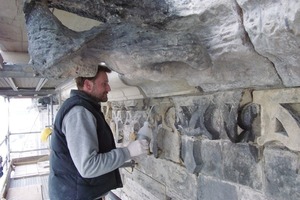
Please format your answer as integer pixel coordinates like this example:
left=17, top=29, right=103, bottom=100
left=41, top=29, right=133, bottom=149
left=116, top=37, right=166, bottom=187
left=49, top=90, right=122, bottom=200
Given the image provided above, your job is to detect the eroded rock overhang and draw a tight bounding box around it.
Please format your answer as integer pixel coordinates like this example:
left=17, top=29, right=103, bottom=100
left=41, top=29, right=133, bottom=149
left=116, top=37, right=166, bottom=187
left=23, top=0, right=300, bottom=97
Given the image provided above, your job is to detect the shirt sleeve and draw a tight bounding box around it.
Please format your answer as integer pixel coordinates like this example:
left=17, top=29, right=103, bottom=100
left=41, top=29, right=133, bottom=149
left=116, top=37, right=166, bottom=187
left=62, top=106, right=131, bottom=178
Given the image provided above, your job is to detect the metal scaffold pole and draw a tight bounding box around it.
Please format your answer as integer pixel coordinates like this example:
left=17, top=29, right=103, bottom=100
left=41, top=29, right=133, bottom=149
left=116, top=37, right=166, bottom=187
left=6, top=97, right=10, bottom=164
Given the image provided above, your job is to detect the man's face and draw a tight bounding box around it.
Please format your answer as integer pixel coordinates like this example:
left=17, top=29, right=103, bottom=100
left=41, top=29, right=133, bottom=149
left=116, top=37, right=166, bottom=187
left=85, top=71, right=111, bottom=102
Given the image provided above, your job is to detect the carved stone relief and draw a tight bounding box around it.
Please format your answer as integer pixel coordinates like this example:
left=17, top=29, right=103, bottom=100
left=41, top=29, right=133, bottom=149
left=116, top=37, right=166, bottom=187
left=253, top=88, right=300, bottom=152
left=153, top=105, right=181, bottom=163
left=173, top=91, right=257, bottom=143
left=105, top=88, right=300, bottom=175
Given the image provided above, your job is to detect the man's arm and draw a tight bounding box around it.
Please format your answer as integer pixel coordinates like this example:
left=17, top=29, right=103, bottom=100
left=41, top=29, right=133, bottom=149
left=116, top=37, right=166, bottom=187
left=62, top=106, right=131, bottom=178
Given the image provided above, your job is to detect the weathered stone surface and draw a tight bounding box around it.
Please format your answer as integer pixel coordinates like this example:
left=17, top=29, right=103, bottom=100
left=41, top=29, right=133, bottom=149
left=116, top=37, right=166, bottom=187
left=223, top=142, right=262, bottom=190
left=263, top=147, right=300, bottom=200
left=181, top=135, right=202, bottom=174
left=120, top=78, right=200, bottom=98
left=104, top=88, right=300, bottom=200
left=253, top=88, right=300, bottom=152
left=23, top=1, right=99, bottom=77
left=137, top=100, right=182, bottom=163
left=48, top=0, right=170, bottom=24
left=135, top=156, right=198, bottom=200
left=107, top=72, right=145, bottom=101
left=23, top=0, right=300, bottom=198
left=23, top=0, right=294, bottom=96
left=237, top=0, right=300, bottom=87
left=200, top=140, right=223, bottom=179
left=173, top=91, right=249, bottom=142
left=238, top=186, right=269, bottom=200
left=198, top=175, right=238, bottom=200
left=155, top=121, right=181, bottom=163
left=120, top=169, right=166, bottom=200
left=24, top=1, right=212, bottom=80
left=166, top=14, right=281, bottom=92
left=237, top=103, right=260, bottom=142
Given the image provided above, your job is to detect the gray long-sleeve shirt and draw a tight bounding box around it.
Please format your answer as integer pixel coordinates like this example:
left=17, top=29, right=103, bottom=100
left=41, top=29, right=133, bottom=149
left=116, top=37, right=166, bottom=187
left=62, top=106, right=131, bottom=178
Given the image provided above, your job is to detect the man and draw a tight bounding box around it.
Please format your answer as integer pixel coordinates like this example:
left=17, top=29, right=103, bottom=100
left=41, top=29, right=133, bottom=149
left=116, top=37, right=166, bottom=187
left=49, top=65, right=149, bottom=200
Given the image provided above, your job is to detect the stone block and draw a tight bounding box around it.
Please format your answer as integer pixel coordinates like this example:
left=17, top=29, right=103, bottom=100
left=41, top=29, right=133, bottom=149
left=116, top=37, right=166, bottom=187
left=263, top=147, right=300, bottom=200
left=181, top=135, right=202, bottom=174
left=135, top=156, right=197, bottom=200
left=223, top=142, right=262, bottom=190
left=120, top=169, right=166, bottom=200
left=164, top=164, right=198, bottom=200
left=200, top=140, right=223, bottom=179
left=198, top=175, right=238, bottom=200
left=238, top=186, right=268, bottom=200
left=151, top=105, right=181, bottom=163
left=155, top=127, right=181, bottom=163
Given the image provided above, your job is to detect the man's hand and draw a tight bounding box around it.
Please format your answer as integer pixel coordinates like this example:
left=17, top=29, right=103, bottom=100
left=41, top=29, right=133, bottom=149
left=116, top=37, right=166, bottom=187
left=127, top=139, right=149, bottom=157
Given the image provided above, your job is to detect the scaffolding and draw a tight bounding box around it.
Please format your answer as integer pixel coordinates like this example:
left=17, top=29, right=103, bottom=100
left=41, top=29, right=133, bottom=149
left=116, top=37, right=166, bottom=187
left=0, top=96, right=120, bottom=200
left=0, top=96, right=55, bottom=199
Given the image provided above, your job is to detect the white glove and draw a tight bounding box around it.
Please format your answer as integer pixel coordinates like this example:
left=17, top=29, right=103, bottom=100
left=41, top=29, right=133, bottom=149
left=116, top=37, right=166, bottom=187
left=137, top=122, right=152, bottom=142
left=127, top=139, right=149, bottom=157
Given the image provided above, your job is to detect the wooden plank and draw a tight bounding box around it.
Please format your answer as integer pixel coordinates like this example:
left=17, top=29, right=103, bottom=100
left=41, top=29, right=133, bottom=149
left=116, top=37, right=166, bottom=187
left=12, top=163, right=49, bottom=179
left=6, top=185, right=43, bottom=200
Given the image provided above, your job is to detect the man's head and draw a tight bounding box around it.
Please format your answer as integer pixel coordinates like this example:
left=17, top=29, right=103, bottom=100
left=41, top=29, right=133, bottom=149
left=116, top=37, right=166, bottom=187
left=75, top=65, right=112, bottom=102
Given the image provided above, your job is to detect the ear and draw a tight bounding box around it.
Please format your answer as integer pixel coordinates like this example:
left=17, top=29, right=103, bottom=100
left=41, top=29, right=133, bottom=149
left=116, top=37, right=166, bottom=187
left=83, top=79, right=93, bottom=92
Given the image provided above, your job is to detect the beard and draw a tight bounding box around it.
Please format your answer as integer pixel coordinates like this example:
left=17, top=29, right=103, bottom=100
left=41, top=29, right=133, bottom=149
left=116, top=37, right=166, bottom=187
left=89, top=91, right=108, bottom=103
left=97, top=94, right=108, bottom=102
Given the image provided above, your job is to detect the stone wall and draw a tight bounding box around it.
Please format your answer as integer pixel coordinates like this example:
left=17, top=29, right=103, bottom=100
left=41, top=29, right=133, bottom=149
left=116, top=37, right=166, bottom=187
left=24, top=0, right=300, bottom=199
left=103, top=88, right=300, bottom=200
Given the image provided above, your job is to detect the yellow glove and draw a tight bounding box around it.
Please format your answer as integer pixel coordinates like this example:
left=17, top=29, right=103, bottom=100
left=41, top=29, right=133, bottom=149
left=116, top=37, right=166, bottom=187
left=41, top=127, right=52, bottom=142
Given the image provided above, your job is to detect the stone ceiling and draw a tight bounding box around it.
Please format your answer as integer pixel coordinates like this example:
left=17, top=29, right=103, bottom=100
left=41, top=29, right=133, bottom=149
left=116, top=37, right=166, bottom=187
left=1, top=0, right=300, bottom=98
